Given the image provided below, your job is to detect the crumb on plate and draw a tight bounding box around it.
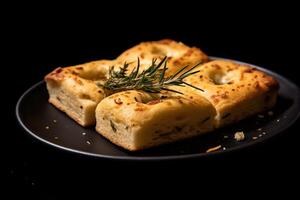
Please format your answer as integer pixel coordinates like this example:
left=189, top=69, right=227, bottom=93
left=234, top=131, right=245, bottom=141
left=206, top=145, right=222, bottom=153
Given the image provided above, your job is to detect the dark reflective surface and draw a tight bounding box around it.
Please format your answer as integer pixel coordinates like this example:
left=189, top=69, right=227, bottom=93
left=5, top=12, right=300, bottom=197
left=16, top=61, right=300, bottom=160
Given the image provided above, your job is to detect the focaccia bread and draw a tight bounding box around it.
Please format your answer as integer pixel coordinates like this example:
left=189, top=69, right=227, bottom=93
left=45, top=39, right=209, bottom=126
left=45, top=60, right=113, bottom=126
left=175, top=60, right=279, bottom=128
left=45, top=39, right=279, bottom=151
left=95, top=90, right=216, bottom=151
left=116, top=39, right=209, bottom=76
left=94, top=58, right=279, bottom=150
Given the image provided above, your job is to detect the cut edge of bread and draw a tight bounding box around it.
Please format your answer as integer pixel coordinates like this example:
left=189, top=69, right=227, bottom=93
left=95, top=90, right=216, bottom=151
left=46, top=83, right=99, bottom=127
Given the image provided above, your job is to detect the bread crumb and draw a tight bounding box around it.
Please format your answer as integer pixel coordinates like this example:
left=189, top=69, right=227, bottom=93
left=206, top=145, right=222, bottom=153
left=234, top=131, right=245, bottom=141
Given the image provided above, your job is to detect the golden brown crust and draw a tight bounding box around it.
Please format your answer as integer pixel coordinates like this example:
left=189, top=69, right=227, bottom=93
left=95, top=90, right=216, bottom=151
left=44, top=39, right=279, bottom=151
left=45, top=60, right=112, bottom=126
left=176, top=60, right=279, bottom=127
left=45, top=39, right=209, bottom=127
left=116, top=39, right=209, bottom=76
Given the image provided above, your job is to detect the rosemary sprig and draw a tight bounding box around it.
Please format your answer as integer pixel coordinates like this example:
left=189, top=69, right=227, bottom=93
left=97, top=57, right=204, bottom=94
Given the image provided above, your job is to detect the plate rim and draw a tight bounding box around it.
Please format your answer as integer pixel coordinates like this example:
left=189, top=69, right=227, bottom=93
left=16, top=57, right=300, bottom=161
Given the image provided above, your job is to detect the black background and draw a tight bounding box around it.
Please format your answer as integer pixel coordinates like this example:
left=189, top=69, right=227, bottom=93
left=4, top=3, right=300, bottom=199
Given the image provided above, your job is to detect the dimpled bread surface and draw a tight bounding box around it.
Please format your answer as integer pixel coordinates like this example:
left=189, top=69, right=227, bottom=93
left=45, top=39, right=208, bottom=126
left=45, top=39, right=278, bottom=151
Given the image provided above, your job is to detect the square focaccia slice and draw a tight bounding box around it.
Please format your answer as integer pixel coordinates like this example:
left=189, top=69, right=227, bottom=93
left=116, top=39, right=209, bottom=76
left=44, top=39, right=209, bottom=127
left=95, top=90, right=216, bottom=151
left=178, top=60, right=279, bottom=128
left=45, top=60, right=114, bottom=126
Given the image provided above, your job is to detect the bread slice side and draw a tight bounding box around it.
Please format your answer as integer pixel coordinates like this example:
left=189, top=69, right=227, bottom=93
left=45, top=63, right=108, bottom=126
left=95, top=90, right=216, bottom=151
left=44, top=39, right=210, bottom=127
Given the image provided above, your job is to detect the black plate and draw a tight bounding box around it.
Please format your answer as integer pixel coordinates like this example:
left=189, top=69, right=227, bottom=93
left=16, top=57, right=300, bottom=160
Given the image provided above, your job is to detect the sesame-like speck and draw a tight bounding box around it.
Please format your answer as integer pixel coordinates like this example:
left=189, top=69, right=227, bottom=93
left=258, top=134, right=262, bottom=137
left=53, top=120, right=57, bottom=123
left=54, top=136, right=58, bottom=140
left=257, top=128, right=262, bottom=131
left=276, top=119, right=280, bottom=122
left=82, top=132, right=86, bottom=136
left=31, top=182, right=35, bottom=186
left=234, top=131, right=245, bottom=141
left=222, top=147, right=226, bottom=150
left=224, top=135, right=229, bottom=139
left=252, top=136, right=258, bottom=140
left=268, top=111, right=274, bottom=116
left=45, top=126, right=50, bottom=130
left=86, top=140, right=91, bottom=145
left=262, top=132, right=266, bottom=135
left=258, top=114, right=264, bottom=119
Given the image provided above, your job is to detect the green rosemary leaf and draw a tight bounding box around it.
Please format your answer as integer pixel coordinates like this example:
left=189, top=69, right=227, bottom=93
left=159, top=61, right=168, bottom=83
left=148, top=57, right=167, bottom=75
left=181, top=61, right=202, bottom=76
left=160, top=87, right=184, bottom=94
left=179, top=70, right=201, bottom=80
left=181, top=81, right=204, bottom=92
left=170, top=64, right=190, bottom=79
left=99, top=56, right=203, bottom=94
